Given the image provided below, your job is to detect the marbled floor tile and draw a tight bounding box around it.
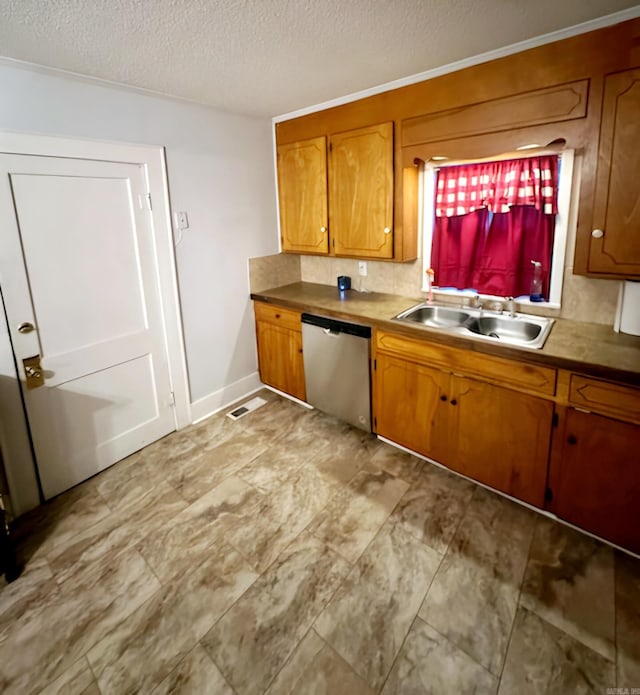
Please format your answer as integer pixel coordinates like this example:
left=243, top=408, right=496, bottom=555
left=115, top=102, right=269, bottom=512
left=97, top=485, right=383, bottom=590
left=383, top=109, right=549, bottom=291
left=309, top=468, right=409, bottom=563
left=153, top=643, right=234, bottom=695
left=615, top=550, right=640, bottom=688
left=223, top=464, right=338, bottom=573
left=11, top=483, right=111, bottom=564
left=419, top=488, right=535, bottom=675
left=46, top=479, right=188, bottom=584
left=0, top=556, right=53, bottom=628
left=236, top=438, right=320, bottom=492
left=0, top=546, right=160, bottom=694
left=315, top=522, right=442, bottom=691
left=87, top=541, right=257, bottom=695
left=271, top=408, right=334, bottom=454
left=499, top=606, right=615, bottom=694
left=244, top=396, right=314, bottom=442
left=370, top=444, right=426, bottom=484
left=201, top=532, right=351, bottom=695
left=165, top=430, right=269, bottom=503
left=390, top=463, right=475, bottom=554
left=520, top=517, right=615, bottom=661
left=303, top=413, right=382, bottom=486
left=137, top=475, right=261, bottom=583
left=39, top=657, right=100, bottom=695
left=381, top=618, right=497, bottom=695
left=266, top=628, right=374, bottom=695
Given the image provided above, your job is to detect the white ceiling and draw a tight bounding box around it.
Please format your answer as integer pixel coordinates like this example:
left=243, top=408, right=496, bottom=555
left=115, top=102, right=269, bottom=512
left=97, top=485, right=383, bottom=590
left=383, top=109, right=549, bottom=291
left=0, top=1, right=638, bottom=118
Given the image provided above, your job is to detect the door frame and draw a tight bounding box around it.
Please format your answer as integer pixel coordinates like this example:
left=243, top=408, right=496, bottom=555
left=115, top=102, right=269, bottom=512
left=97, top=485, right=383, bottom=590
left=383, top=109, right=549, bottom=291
left=0, top=131, right=191, bottom=516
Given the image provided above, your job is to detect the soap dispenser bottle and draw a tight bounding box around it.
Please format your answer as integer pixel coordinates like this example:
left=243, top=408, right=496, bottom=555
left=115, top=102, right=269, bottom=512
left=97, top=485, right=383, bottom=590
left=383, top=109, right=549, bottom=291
left=530, top=260, right=544, bottom=302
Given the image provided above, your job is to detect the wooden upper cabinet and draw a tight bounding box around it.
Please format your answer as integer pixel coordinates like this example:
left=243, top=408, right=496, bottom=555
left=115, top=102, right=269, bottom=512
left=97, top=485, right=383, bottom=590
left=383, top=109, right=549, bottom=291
left=277, top=136, right=329, bottom=254
left=589, top=68, right=640, bottom=275
left=329, top=123, right=394, bottom=259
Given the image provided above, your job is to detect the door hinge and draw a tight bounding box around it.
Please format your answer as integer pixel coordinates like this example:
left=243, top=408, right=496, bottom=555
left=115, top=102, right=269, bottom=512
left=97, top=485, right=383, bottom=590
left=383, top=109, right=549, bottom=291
left=329, top=141, right=333, bottom=153
left=170, top=391, right=176, bottom=407
left=373, top=358, right=377, bottom=370
left=544, top=487, right=553, bottom=503
left=145, top=193, right=153, bottom=211
left=552, top=412, right=559, bottom=427
left=373, top=416, right=377, bottom=429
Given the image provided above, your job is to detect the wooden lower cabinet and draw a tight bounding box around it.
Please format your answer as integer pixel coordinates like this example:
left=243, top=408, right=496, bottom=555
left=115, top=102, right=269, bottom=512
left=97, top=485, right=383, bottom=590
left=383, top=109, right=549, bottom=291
left=450, top=376, right=553, bottom=507
left=551, top=407, right=640, bottom=553
left=255, top=311, right=306, bottom=401
left=374, top=345, right=553, bottom=506
left=375, top=352, right=450, bottom=465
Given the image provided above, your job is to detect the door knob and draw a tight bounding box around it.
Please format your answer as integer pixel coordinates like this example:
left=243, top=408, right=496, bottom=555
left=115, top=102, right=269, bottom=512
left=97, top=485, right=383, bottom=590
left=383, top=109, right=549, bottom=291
left=18, top=322, right=35, bottom=334
left=591, top=229, right=604, bottom=239
left=383, top=227, right=391, bottom=234
left=320, top=226, right=327, bottom=233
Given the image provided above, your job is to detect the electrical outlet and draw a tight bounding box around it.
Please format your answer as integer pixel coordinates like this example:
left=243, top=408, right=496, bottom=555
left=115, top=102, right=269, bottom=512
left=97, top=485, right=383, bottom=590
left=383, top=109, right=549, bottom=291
left=358, top=261, right=368, bottom=277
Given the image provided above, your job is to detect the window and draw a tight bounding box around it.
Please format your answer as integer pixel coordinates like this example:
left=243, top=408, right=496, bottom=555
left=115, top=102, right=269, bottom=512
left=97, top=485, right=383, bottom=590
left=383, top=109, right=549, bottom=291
left=422, top=150, right=575, bottom=307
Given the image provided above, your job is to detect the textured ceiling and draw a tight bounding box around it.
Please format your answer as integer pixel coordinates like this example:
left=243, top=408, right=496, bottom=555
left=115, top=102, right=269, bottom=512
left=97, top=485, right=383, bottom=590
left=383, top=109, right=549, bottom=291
left=0, top=0, right=638, bottom=117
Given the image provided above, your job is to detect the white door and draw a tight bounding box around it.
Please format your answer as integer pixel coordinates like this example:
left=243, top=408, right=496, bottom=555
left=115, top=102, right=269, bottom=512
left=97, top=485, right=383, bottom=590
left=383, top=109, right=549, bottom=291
left=0, top=154, right=176, bottom=499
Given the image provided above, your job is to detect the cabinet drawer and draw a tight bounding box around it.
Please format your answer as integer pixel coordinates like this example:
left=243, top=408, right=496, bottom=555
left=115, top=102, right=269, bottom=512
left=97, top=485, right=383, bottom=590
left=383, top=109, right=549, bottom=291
left=254, top=302, right=302, bottom=331
left=375, top=329, right=556, bottom=397
left=569, top=374, right=640, bottom=425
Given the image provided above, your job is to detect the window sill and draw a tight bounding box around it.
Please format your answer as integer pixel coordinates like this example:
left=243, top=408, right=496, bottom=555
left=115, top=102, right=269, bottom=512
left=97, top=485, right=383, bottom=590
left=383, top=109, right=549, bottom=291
left=420, top=287, right=560, bottom=311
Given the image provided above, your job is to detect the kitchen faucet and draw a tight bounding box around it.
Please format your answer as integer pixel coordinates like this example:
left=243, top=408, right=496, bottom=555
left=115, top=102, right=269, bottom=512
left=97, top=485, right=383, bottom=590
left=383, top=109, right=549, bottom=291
left=505, top=296, right=516, bottom=317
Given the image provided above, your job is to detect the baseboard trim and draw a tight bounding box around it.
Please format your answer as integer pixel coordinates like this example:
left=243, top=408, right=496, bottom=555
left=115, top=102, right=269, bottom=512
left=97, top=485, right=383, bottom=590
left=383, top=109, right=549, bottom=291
left=189, top=372, right=264, bottom=424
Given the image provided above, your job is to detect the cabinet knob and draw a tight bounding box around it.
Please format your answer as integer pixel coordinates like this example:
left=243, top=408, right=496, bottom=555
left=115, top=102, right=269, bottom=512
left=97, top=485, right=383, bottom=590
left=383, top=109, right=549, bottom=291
left=320, top=226, right=327, bottom=233
left=275, top=313, right=280, bottom=319
left=440, top=394, right=447, bottom=402
left=450, top=399, right=457, bottom=406
left=383, top=227, right=391, bottom=235
left=591, top=229, right=604, bottom=239
left=567, top=434, right=577, bottom=445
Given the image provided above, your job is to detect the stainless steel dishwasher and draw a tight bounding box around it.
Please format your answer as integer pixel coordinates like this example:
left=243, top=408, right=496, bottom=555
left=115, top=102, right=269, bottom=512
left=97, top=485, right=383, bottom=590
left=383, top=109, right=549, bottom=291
left=301, top=313, right=372, bottom=432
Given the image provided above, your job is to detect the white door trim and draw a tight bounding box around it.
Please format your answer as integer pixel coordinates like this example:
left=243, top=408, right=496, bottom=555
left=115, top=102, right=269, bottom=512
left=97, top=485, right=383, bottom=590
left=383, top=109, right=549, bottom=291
left=0, top=131, right=191, bottom=514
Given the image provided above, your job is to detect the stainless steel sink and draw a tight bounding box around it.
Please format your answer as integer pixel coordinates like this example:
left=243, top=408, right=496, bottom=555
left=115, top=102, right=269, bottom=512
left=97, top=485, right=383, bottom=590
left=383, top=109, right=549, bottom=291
left=466, top=316, right=541, bottom=341
left=395, top=305, right=471, bottom=328
left=393, top=302, right=554, bottom=349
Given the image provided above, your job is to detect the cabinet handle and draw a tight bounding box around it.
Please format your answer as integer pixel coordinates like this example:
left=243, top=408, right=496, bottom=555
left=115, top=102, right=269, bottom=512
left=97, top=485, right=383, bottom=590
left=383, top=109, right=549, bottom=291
left=320, top=226, right=327, bottom=233
left=440, top=394, right=447, bottom=402
left=450, top=399, right=457, bottom=406
left=383, top=227, right=391, bottom=235
left=567, top=434, right=577, bottom=445
left=591, top=229, right=604, bottom=239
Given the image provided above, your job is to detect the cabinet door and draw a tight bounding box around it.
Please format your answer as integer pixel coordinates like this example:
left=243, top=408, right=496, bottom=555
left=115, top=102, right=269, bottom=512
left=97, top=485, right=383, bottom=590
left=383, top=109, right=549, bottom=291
left=256, top=321, right=306, bottom=401
left=374, top=352, right=450, bottom=464
left=553, top=408, right=640, bottom=553
left=449, top=376, right=553, bottom=507
left=277, top=137, right=329, bottom=254
left=589, top=69, right=640, bottom=274
left=330, top=123, right=394, bottom=259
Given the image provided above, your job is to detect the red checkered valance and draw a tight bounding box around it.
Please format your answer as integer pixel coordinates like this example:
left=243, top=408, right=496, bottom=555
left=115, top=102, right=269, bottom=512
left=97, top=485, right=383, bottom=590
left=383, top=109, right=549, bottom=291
left=435, top=155, right=559, bottom=218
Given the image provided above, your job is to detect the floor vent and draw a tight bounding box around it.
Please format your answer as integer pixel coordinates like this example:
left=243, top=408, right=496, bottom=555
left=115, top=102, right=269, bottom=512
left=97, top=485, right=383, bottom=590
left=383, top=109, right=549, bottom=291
left=226, top=395, right=268, bottom=420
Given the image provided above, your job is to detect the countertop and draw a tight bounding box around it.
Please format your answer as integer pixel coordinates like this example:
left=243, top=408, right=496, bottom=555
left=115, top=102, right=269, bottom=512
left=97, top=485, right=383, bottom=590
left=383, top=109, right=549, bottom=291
left=251, top=282, right=640, bottom=386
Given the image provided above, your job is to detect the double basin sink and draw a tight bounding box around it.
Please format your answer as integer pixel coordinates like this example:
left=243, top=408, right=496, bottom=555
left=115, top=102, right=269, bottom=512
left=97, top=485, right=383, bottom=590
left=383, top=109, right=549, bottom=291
left=394, top=303, right=554, bottom=349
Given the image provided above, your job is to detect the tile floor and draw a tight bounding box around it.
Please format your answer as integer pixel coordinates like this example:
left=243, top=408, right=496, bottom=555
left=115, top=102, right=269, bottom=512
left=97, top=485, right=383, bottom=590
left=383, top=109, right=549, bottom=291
left=1, top=389, right=638, bottom=694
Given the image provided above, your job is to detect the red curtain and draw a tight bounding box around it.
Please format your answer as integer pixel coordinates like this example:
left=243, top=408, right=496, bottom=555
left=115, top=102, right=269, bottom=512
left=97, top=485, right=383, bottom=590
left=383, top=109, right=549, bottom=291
left=435, top=156, right=558, bottom=217
left=432, top=156, right=558, bottom=298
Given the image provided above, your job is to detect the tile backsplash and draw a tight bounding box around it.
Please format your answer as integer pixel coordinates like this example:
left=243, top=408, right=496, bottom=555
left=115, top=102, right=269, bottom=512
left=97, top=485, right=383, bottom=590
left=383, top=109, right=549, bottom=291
left=249, top=253, right=620, bottom=327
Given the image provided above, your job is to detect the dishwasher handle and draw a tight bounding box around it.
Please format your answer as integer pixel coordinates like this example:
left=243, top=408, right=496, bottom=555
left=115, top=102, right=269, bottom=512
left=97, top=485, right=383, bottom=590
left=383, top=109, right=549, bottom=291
left=301, top=313, right=371, bottom=339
